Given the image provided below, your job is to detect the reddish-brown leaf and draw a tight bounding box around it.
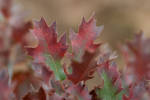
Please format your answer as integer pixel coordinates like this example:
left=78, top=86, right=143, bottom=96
left=65, top=51, right=97, bottom=84
left=32, top=63, right=53, bottom=85
left=95, top=45, right=123, bottom=99
left=27, top=18, right=68, bottom=60
left=123, top=95, right=131, bottom=100
left=12, top=71, right=42, bottom=100
left=70, top=16, right=103, bottom=54
left=0, top=69, right=13, bottom=100
left=123, top=81, right=150, bottom=100
left=66, top=83, right=91, bottom=100
left=48, top=91, right=63, bottom=100
left=23, top=87, right=46, bottom=100
left=121, top=33, right=150, bottom=83
left=0, top=0, right=12, bottom=18
left=96, top=60, right=123, bottom=100
left=90, top=89, right=101, bottom=100
left=12, top=21, right=32, bottom=45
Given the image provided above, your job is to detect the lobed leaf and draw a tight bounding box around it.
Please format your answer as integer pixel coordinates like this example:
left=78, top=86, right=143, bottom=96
left=96, top=71, right=123, bottom=100
left=121, top=32, right=150, bottom=82
left=95, top=45, right=124, bottom=100
left=27, top=18, right=67, bottom=60
left=70, top=16, right=103, bottom=60
left=65, top=51, right=97, bottom=84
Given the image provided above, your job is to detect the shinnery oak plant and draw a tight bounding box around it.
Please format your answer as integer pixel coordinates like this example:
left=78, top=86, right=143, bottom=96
left=0, top=0, right=150, bottom=100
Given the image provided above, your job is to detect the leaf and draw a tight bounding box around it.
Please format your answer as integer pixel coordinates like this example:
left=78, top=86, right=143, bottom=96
left=8, top=45, right=19, bottom=85
left=0, top=0, right=32, bottom=45
left=123, top=95, right=130, bottom=100
left=32, top=63, right=53, bottom=85
left=27, top=18, right=67, bottom=80
left=27, top=18, right=68, bottom=81
left=70, top=16, right=103, bottom=54
left=66, top=83, right=91, bottom=100
left=27, top=45, right=44, bottom=63
left=23, top=87, right=46, bottom=100
left=123, top=81, right=150, bottom=100
left=12, top=21, right=32, bottom=45
left=48, top=91, right=64, bottom=100
left=12, top=71, right=42, bottom=100
left=65, top=16, right=103, bottom=84
left=96, top=46, right=124, bottom=100
left=96, top=71, right=123, bottom=100
left=51, top=80, right=65, bottom=95
left=27, top=18, right=67, bottom=60
left=0, top=69, right=13, bottom=100
left=44, top=53, right=66, bottom=81
left=120, top=32, right=150, bottom=83
left=0, top=0, right=11, bottom=18
left=90, top=89, right=101, bottom=100
left=64, top=51, right=97, bottom=84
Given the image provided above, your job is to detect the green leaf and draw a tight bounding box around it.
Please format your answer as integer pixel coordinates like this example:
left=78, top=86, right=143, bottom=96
left=96, top=71, right=124, bottom=100
left=44, top=53, right=66, bottom=81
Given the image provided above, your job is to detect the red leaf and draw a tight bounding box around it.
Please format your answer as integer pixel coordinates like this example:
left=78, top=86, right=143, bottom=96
left=27, top=18, right=68, bottom=60
left=121, top=33, right=150, bottom=83
left=97, top=45, right=123, bottom=95
left=123, top=95, right=131, bottom=100
left=23, top=87, right=46, bottom=100
left=64, top=16, right=103, bottom=84
left=65, top=51, right=97, bottom=84
left=0, top=0, right=12, bottom=18
left=48, top=90, right=63, bottom=100
left=90, top=89, right=101, bottom=100
left=27, top=45, right=44, bottom=63
left=0, top=37, right=3, bottom=48
left=12, top=21, right=32, bottom=45
left=32, top=63, right=53, bottom=85
left=12, top=71, right=42, bottom=100
left=67, top=83, right=91, bottom=100
left=97, top=61, right=122, bottom=94
left=0, top=69, right=13, bottom=100
left=70, top=16, right=103, bottom=53
left=123, top=81, right=150, bottom=100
